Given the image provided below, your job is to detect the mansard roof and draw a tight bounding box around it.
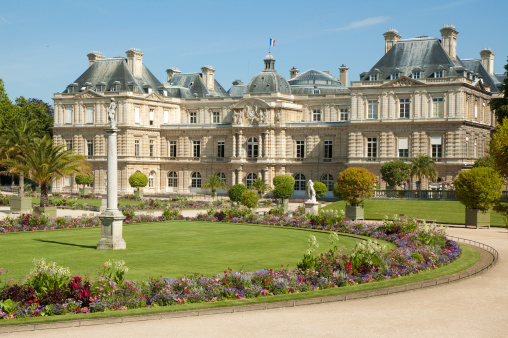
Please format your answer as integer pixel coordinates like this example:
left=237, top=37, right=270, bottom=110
left=288, top=69, right=349, bottom=95
left=461, top=59, right=502, bottom=93
left=166, top=73, right=229, bottom=98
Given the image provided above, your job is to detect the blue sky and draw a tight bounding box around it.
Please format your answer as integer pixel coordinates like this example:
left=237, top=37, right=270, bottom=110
left=1, top=0, right=507, bottom=105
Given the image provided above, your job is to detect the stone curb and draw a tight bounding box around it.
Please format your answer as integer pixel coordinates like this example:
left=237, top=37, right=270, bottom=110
left=0, top=239, right=497, bottom=334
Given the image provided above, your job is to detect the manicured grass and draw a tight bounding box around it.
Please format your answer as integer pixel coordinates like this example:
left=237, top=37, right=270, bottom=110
left=0, top=221, right=369, bottom=281
left=322, top=200, right=507, bottom=227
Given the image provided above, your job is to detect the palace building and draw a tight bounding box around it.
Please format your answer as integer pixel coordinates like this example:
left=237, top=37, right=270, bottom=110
left=52, top=25, right=504, bottom=196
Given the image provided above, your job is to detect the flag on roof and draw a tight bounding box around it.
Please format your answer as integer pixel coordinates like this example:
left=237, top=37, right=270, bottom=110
left=269, top=38, right=275, bottom=47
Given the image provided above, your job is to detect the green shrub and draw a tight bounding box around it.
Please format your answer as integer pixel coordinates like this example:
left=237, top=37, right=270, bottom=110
left=349, top=240, right=387, bottom=270
left=240, top=190, right=259, bottom=209
left=273, top=182, right=293, bottom=200
left=128, top=172, right=148, bottom=191
left=26, top=259, right=71, bottom=294
left=268, top=207, right=284, bottom=215
left=380, top=160, right=411, bottom=187
left=162, top=207, right=181, bottom=218
left=472, top=155, right=495, bottom=169
left=228, top=184, right=247, bottom=203
left=75, top=174, right=94, bottom=186
left=454, top=167, right=503, bottom=211
left=122, top=208, right=136, bottom=219
left=309, top=181, right=327, bottom=198
left=335, top=167, right=377, bottom=206
left=273, top=175, right=295, bottom=187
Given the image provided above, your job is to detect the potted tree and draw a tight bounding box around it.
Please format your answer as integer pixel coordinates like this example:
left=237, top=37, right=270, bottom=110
left=335, top=167, right=377, bottom=221
left=129, top=172, right=148, bottom=198
left=380, top=160, right=411, bottom=197
left=75, top=174, right=94, bottom=196
left=454, top=167, right=503, bottom=228
left=202, top=175, right=226, bottom=199
left=273, top=175, right=295, bottom=212
left=228, top=184, right=247, bottom=206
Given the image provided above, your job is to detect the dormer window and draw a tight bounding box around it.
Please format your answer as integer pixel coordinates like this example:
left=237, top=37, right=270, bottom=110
left=410, top=72, right=421, bottom=79
left=369, top=74, right=379, bottom=81
left=313, top=89, right=321, bottom=94
left=110, top=81, right=121, bottom=92
left=143, top=85, right=152, bottom=94
left=390, top=73, right=400, bottom=80
left=96, top=82, right=106, bottom=92
left=434, top=70, right=444, bottom=78
left=67, top=83, right=78, bottom=93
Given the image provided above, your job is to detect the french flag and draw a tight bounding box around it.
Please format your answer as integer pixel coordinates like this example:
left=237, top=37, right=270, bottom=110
left=269, top=38, right=275, bottom=47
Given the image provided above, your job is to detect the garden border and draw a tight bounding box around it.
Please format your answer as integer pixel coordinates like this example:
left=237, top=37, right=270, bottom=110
left=0, top=236, right=498, bottom=334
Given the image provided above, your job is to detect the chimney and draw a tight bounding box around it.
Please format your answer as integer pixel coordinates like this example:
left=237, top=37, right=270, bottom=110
left=125, top=48, right=144, bottom=77
left=232, top=79, right=244, bottom=86
left=87, top=51, right=104, bottom=67
left=440, top=25, right=458, bottom=60
left=339, top=64, right=349, bottom=86
left=383, top=28, right=401, bottom=54
left=166, top=67, right=181, bottom=82
left=290, top=67, right=299, bottom=79
left=480, top=48, right=495, bottom=75
left=201, top=65, right=215, bottom=90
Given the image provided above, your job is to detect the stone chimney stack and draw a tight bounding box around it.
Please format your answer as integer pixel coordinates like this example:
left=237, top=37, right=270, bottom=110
left=440, top=25, right=458, bottom=60
left=383, top=28, right=401, bottom=54
left=166, top=68, right=181, bottom=82
left=201, top=65, right=215, bottom=90
left=87, top=51, right=105, bottom=67
left=339, top=64, right=349, bottom=86
left=290, top=67, right=299, bottom=79
left=125, top=48, right=144, bottom=78
left=480, top=48, right=495, bottom=75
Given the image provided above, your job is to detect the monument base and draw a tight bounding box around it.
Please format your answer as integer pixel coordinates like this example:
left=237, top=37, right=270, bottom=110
left=305, top=200, right=319, bottom=215
left=100, top=195, right=107, bottom=212
left=97, top=209, right=126, bottom=250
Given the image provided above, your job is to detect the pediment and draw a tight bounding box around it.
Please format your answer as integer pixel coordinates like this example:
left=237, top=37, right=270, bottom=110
left=73, top=89, right=105, bottom=99
left=381, top=76, right=425, bottom=87
left=473, top=79, right=486, bottom=91
left=144, top=92, right=165, bottom=102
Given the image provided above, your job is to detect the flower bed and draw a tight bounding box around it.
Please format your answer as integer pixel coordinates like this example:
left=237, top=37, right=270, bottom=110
left=0, top=208, right=462, bottom=320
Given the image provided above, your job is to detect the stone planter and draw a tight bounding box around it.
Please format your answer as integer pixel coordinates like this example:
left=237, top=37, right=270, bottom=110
left=210, top=191, right=217, bottom=198
left=134, top=189, right=143, bottom=198
left=279, top=199, right=289, bottom=213
left=465, top=208, right=490, bottom=229
left=33, top=206, right=57, bottom=218
left=346, top=204, right=364, bottom=221
left=79, top=188, right=90, bottom=196
left=10, top=196, right=33, bottom=214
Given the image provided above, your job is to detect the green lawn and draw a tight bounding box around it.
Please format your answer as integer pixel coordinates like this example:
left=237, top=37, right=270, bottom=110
left=0, top=221, right=369, bottom=281
left=322, top=200, right=507, bottom=227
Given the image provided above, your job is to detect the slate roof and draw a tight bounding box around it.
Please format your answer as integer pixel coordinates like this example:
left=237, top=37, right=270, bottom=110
left=245, top=53, right=291, bottom=95
left=228, top=84, right=247, bottom=97
left=288, top=69, right=349, bottom=95
left=166, top=73, right=229, bottom=98
left=461, top=59, right=502, bottom=93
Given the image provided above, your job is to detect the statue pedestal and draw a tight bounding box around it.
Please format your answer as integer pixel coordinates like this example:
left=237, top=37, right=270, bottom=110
left=305, top=200, right=319, bottom=215
left=100, top=194, right=107, bottom=212
left=97, top=210, right=126, bottom=250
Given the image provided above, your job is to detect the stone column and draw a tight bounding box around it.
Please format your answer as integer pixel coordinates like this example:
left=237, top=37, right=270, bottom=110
left=97, top=126, right=126, bottom=250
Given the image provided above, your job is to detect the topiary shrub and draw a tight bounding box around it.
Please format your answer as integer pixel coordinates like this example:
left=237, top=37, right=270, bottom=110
left=335, top=167, right=377, bottom=206
left=241, top=190, right=259, bottom=209
left=273, top=175, right=295, bottom=187
left=380, top=160, right=411, bottom=188
left=128, top=172, right=148, bottom=192
left=308, top=181, right=327, bottom=199
left=273, top=183, right=293, bottom=200
left=228, top=184, right=247, bottom=204
left=75, top=174, right=94, bottom=187
left=454, top=167, right=503, bottom=211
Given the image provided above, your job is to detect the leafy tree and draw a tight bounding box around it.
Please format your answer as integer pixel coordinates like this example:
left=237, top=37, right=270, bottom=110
left=14, top=97, right=54, bottom=137
left=273, top=175, right=295, bottom=187
left=228, top=184, right=247, bottom=204
left=489, top=57, right=508, bottom=124
left=454, top=167, right=503, bottom=211
left=335, top=167, right=376, bottom=206
left=202, top=175, right=226, bottom=196
left=273, top=183, right=294, bottom=200
left=128, top=172, right=148, bottom=192
left=75, top=174, right=94, bottom=188
left=307, top=181, right=327, bottom=198
left=240, top=190, right=259, bottom=209
left=250, top=177, right=271, bottom=197
left=410, top=154, right=438, bottom=189
left=380, top=160, right=411, bottom=187
left=472, top=155, right=495, bottom=168
left=2, top=135, right=90, bottom=207
left=489, top=117, right=508, bottom=221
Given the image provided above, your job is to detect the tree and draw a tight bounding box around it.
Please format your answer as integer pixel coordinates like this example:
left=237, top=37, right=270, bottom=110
left=380, top=160, right=411, bottom=188
left=75, top=174, right=94, bottom=188
left=335, top=167, right=377, bottom=206
left=410, top=154, right=438, bottom=189
left=472, top=155, right=495, bottom=169
left=273, top=183, right=294, bottom=200
left=2, top=135, right=90, bottom=207
left=202, top=175, right=226, bottom=197
left=14, top=97, right=54, bottom=137
left=454, top=167, right=503, bottom=211
left=240, top=190, right=259, bottom=209
left=228, top=184, right=247, bottom=204
left=489, top=57, right=508, bottom=124
left=307, top=181, right=327, bottom=199
left=489, top=117, right=508, bottom=221
left=128, top=172, right=148, bottom=192
left=273, top=175, right=295, bottom=187
left=250, top=177, right=271, bottom=197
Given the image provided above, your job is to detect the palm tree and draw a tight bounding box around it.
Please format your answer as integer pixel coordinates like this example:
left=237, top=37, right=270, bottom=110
left=202, top=175, right=226, bottom=198
left=0, top=115, right=38, bottom=196
left=250, top=177, right=271, bottom=198
left=3, top=135, right=90, bottom=207
left=410, top=153, right=438, bottom=190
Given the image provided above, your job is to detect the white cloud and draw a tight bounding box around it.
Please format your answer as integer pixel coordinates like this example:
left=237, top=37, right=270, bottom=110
left=330, top=16, right=390, bottom=31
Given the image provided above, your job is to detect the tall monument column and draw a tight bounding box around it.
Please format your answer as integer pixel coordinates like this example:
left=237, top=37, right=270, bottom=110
left=97, top=98, right=126, bottom=250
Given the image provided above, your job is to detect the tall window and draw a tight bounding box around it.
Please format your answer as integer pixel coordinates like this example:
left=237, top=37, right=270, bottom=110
left=474, top=139, right=477, bottom=158
left=191, top=172, right=201, bottom=188
left=64, top=175, right=72, bottom=187
left=163, top=110, right=169, bottom=124
left=293, top=174, right=306, bottom=191
left=246, top=173, right=257, bottom=188
left=465, top=137, right=469, bottom=158
left=247, top=137, right=258, bottom=158
left=399, top=98, right=410, bottom=118
left=432, top=97, right=444, bottom=117
left=87, top=139, right=94, bottom=156
left=149, top=140, right=154, bottom=157
left=296, top=140, right=305, bottom=159
left=169, top=140, right=177, bottom=158
left=368, top=99, right=378, bottom=119
left=189, top=112, right=197, bottom=124
left=148, top=171, right=155, bottom=188
left=167, top=171, right=177, bottom=187
left=434, top=70, right=444, bottom=78
left=134, top=107, right=140, bottom=124
left=312, top=109, right=321, bottom=122
left=212, top=111, right=220, bottom=123
left=65, top=139, right=72, bottom=150
left=369, top=74, right=378, bottom=81
left=216, top=172, right=226, bottom=186
left=65, top=107, right=72, bottom=124
left=431, top=136, right=442, bottom=159
left=149, top=109, right=154, bottom=125
left=390, top=73, right=400, bottom=80
left=398, top=137, right=409, bottom=158
left=367, top=137, right=377, bottom=158
left=86, top=107, right=94, bottom=124
left=134, top=139, right=140, bottom=157
left=324, top=140, right=332, bottom=159
left=217, top=141, right=225, bottom=158
left=320, top=174, right=334, bottom=191
left=193, top=140, right=200, bottom=158
left=340, top=108, right=349, bottom=121
left=474, top=101, right=478, bottom=118
left=411, top=71, right=421, bottom=79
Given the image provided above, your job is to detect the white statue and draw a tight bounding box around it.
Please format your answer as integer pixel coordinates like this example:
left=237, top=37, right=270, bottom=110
left=275, top=110, right=281, bottom=123
left=307, top=179, right=316, bottom=202
left=259, top=109, right=266, bottom=123
left=107, top=98, right=117, bottom=129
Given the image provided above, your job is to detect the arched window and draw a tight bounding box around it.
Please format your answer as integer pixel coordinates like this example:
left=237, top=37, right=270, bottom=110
left=215, top=172, right=226, bottom=185
left=247, top=137, right=258, bottom=158
left=167, top=171, right=177, bottom=187
left=148, top=171, right=156, bottom=188
left=191, top=172, right=201, bottom=188
left=293, top=173, right=306, bottom=191
left=246, top=173, right=257, bottom=188
left=320, top=174, right=334, bottom=191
